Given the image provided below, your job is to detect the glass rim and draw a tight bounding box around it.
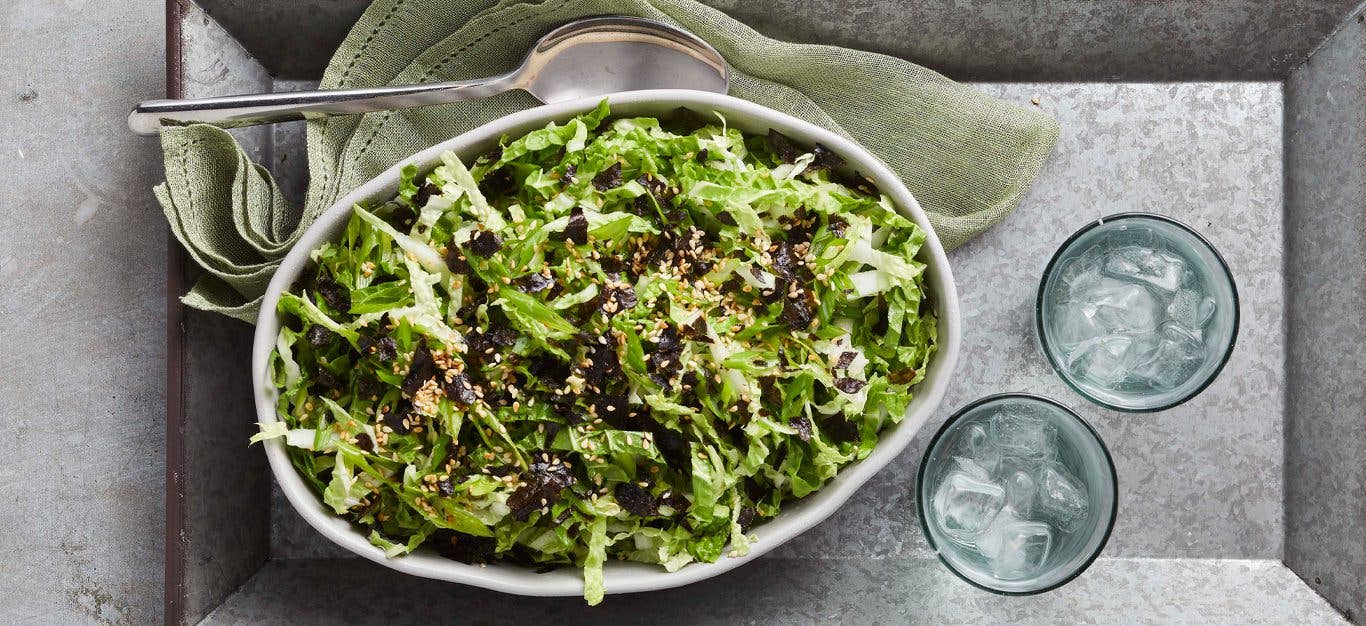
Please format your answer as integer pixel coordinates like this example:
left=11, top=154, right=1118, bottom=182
left=1034, top=212, right=1242, bottom=413
left=915, top=392, right=1120, bottom=596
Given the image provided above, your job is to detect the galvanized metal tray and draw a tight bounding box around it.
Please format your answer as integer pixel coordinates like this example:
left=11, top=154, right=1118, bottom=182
left=164, top=1, right=1366, bottom=623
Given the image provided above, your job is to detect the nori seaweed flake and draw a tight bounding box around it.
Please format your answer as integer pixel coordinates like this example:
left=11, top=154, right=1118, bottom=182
left=433, top=530, right=496, bottom=565
left=808, top=143, right=846, bottom=170
left=765, top=129, right=803, bottom=164
left=560, top=207, right=589, bottom=245
left=482, top=145, right=504, bottom=164
left=651, top=326, right=681, bottom=353
left=599, top=276, right=637, bottom=317
left=737, top=506, right=757, bottom=533
left=781, top=295, right=813, bottom=331
left=592, top=161, right=623, bottom=191
left=835, top=170, right=877, bottom=195
left=444, top=372, right=477, bottom=406
left=484, top=464, right=521, bottom=477
left=305, top=325, right=335, bottom=347
left=401, top=342, right=440, bottom=396
left=381, top=401, right=415, bottom=435
left=657, top=491, right=691, bottom=515
left=835, top=351, right=858, bottom=370
left=414, top=182, right=441, bottom=208
left=650, top=426, right=691, bottom=470
left=314, top=275, right=351, bottom=313
left=833, top=377, right=867, bottom=394
left=744, top=476, right=770, bottom=503
left=357, top=375, right=384, bottom=399
left=822, top=415, right=861, bottom=443
left=790, top=415, right=813, bottom=442
left=633, top=173, right=675, bottom=216
left=517, top=272, right=554, bottom=294
left=530, top=353, right=570, bottom=387
left=648, top=339, right=683, bottom=376
left=374, top=336, right=398, bottom=362
left=444, top=246, right=471, bottom=274
left=770, top=241, right=798, bottom=281
left=481, top=167, right=517, bottom=200
left=592, top=394, right=630, bottom=425
left=488, top=326, right=518, bottom=347
left=583, top=341, right=622, bottom=390
left=311, top=368, right=341, bottom=393
left=665, top=107, right=711, bottom=134
left=614, top=482, right=656, bottom=517
left=506, top=453, right=576, bottom=520
left=468, top=230, right=503, bottom=258
left=280, top=310, right=304, bottom=333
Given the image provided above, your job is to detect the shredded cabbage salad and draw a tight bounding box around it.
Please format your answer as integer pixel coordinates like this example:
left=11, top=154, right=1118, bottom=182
left=256, top=101, right=937, bottom=604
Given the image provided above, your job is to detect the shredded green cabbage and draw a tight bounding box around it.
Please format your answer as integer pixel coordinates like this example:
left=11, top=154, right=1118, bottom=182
left=258, top=101, right=937, bottom=604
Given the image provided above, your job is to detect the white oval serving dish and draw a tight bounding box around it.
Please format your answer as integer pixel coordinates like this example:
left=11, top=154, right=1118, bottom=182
left=252, top=89, right=961, bottom=598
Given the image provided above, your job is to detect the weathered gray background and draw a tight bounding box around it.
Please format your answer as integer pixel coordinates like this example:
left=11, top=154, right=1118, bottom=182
left=192, top=0, right=1365, bottom=82
left=2, top=0, right=1364, bottom=624
left=0, top=1, right=166, bottom=624
left=1285, top=10, right=1366, bottom=621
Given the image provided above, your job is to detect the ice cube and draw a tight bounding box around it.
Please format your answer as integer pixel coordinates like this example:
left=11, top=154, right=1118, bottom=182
left=1037, top=463, right=1090, bottom=533
left=961, top=423, right=1001, bottom=475
left=1166, top=288, right=1216, bottom=329
left=1003, top=470, right=1037, bottom=518
left=976, top=508, right=1053, bottom=580
left=1056, top=255, right=1103, bottom=298
left=1128, top=322, right=1206, bottom=390
left=1102, top=246, right=1186, bottom=293
left=951, top=456, right=992, bottom=481
left=931, top=471, right=1006, bottom=547
left=988, top=410, right=1057, bottom=460
left=1089, top=278, right=1162, bottom=332
left=1052, top=276, right=1161, bottom=349
left=1121, top=331, right=1164, bottom=369
left=1050, top=301, right=1107, bottom=349
left=1065, top=335, right=1133, bottom=388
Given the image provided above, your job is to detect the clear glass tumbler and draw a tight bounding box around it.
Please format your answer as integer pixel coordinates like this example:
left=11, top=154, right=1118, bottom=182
left=1036, top=213, right=1239, bottom=412
left=917, top=394, right=1117, bottom=594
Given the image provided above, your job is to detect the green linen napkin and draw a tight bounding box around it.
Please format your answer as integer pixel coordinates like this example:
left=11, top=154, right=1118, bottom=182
left=155, top=0, right=1059, bottom=323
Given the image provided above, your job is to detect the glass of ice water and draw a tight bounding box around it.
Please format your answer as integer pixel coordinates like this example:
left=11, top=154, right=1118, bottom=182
left=1036, top=213, right=1239, bottom=412
left=917, top=394, right=1118, bottom=594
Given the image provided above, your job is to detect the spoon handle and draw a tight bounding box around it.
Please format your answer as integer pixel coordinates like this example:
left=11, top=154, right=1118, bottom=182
left=128, top=74, right=518, bottom=136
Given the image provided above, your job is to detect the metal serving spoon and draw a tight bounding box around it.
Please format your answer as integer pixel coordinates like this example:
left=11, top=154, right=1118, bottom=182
left=128, top=16, right=729, bottom=135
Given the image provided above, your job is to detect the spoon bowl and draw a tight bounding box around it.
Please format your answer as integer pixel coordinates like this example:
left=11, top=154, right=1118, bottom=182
left=522, top=16, right=729, bottom=103
left=128, top=16, right=729, bottom=135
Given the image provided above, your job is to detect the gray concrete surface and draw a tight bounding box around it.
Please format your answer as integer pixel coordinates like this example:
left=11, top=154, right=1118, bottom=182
left=0, top=1, right=167, bottom=624
left=1285, top=10, right=1366, bottom=621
